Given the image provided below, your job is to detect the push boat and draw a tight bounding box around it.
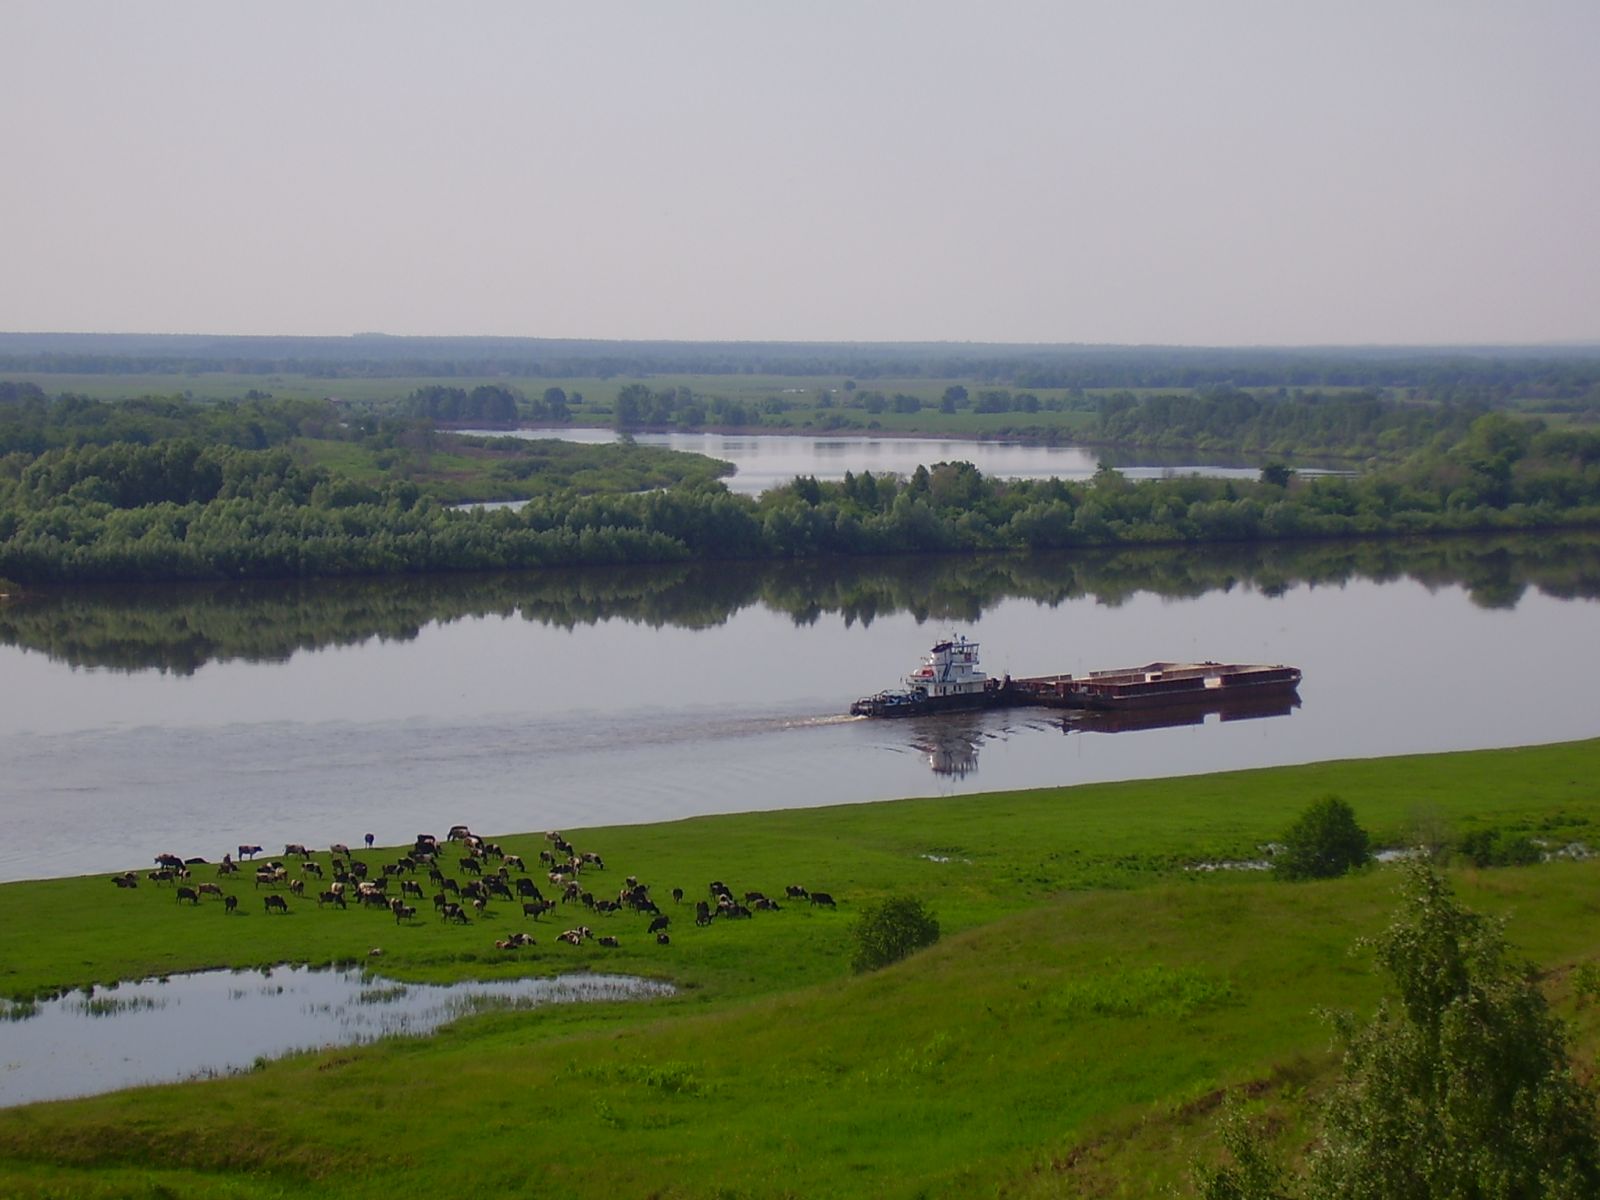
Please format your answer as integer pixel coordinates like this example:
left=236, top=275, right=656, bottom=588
left=850, top=636, right=1301, bottom=718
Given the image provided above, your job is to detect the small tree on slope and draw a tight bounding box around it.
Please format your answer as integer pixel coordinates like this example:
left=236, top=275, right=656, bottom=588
left=1196, top=862, right=1600, bottom=1199
left=1276, top=795, right=1370, bottom=881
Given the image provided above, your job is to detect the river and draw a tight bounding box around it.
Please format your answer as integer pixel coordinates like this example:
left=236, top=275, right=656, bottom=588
left=3, top=534, right=1598, bottom=884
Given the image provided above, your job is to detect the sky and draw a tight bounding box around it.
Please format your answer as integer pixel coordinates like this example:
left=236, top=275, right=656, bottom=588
left=3, top=1, right=1597, bottom=346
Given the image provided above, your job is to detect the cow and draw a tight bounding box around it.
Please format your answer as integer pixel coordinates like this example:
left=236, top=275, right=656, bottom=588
left=197, top=882, right=224, bottom=900
left=515, top=878, right=542, bottom=900
left=264, top=895, right=288, bottom=914
left=447, top=825, right=473, bottom=842
left=505, top=854, right=526, bottom=872
left=284, top=843, right=310, bottom=858
left=785, top=885, right=811, bottom=901
left=302, top=861, right=324, bottom=878
left=597, top=936, right=620, bottom=948
left=440, top=877, right=460, bottom=895
left=330, top=843, right=350, bottom=857
left=176, top=886, right=199, bottom=905
left=648, top=915, right=670, bottom=934
left=112, top=872, right=138, bottom=889
left=318, top=890, right=347, bottom=909
left=154, top=852, right=184, bottom=869
left=671, top=887, right=684, bottom=905
left=744, top=890, right=767, bottom=904
left=754, top=897, right=782, bottom=912
left=809, top=892, right=837, bottom=908
left=522, top=900, right=553, bottom=920
left=656, top=933, right=671, bottom=945
left=439, top=902, right=468, bottom=924
left=471, top=898, right=487, bottom=918
left=364, top=833, right=375, bottom=849
left=288, top=879, right=305, bottom=897
left=224, top=895, right=238, bottom=914
left=695, top=900, right=714, bottom=927
left=239, top=845, right=263, bottom=860
left=459, top=857, right=482, bottom=875
left=401, top=880, right=424, bottom=899
left=393, top=903, right=417, bottom=924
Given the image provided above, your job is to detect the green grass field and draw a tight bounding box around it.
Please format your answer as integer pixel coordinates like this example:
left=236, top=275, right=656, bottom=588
left=2, top=739, right=1599, bottom=1198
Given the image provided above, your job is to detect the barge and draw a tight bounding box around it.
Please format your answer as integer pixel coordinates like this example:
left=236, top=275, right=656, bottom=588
left=850, top=636, right=1301, bottom=718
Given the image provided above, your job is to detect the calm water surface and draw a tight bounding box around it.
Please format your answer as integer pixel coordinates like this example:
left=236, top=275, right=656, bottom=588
left=473, top=427, right=1276, bottom=494
left=0, top=968, right=673, bottom=1107
left=2, top=538, right=1598, bottom=882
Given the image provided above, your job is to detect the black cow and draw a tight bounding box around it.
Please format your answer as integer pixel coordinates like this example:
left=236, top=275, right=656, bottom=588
left=393, top=903, right=417, bottom=924
left=318, top=890, right=347, bottom=909
left=176, top=886, right=199, bottom=905
left=656, top=932, right=671, bottom=945
left=264, top=895, right=289, bottom=913
left=694, top=900, right=714, bottom=927
left=809, top=892, right=837, bottom=908
left=239, top=845, right=263, bottom=859
left=224, top=895, right=238, bottom=914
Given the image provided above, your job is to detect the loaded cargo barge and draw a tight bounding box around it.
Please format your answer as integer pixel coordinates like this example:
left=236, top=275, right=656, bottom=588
left=849, top=635, right=1301, bottom=718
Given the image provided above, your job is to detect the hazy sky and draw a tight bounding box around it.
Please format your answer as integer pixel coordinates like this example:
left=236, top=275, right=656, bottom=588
left=4, top=1, right=1597, bottom=345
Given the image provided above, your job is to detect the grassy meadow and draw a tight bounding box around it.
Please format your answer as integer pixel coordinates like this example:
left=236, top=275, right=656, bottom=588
left=2, top=739, right=1600, bottom=1198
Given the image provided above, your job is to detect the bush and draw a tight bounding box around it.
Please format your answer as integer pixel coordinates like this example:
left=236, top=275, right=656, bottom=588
left=850, top=896, right=940, bottom=973
left=1275, top=795, right=1370, bottom=881
left=1457, top=827, right=1541, bottom=867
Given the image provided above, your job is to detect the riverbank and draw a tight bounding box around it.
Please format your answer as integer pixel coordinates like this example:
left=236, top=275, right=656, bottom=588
left=2, top=740, right=1599, bottom=1196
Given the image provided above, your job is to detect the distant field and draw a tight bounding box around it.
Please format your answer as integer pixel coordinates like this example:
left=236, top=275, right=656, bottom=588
left=2, top=739, right=1598, bottom=1197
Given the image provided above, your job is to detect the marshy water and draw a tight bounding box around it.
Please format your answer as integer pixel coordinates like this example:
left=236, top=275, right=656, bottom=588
left=0, top=967, right=673, bottom=1108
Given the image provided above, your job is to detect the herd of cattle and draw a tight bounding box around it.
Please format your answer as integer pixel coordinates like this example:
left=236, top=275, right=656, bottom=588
left=115, top=826, right=840, bottom=953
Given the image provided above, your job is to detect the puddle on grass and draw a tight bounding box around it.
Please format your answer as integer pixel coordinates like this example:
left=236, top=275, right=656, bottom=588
left=0, top=966, right=673, bottom=1108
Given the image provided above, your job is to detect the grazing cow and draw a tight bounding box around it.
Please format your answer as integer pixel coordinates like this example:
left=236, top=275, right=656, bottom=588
left=504, top=854, right=525, bottom=872
left=176, top=886, right=200, bottom=905
left=302, top=861, right=323, bottom=878
left=330, top=843, right=350, bottom=857
left=284, top=843, right=309, bottom=858
left=318, top=890, right=347, bottom=909
left=648, top=915, right=670, bottom=934
left=155, top=852, right=184, bottom=869
left=694, top=900, right=714, bottom=927
left=597, top=936, right=619, bottom=948
left=656, top=933, right=671, bottom=945
left=401, top=880, right=424, bottom=899
left=441, top=877, right=460, bottom=895
left=440, top=902, right=468, bottom=924
left=224, top=895, right=238, bottom=914
left=515, top=878, right=541, bottom=899
left=254, top=868, right=277, bottom=889
left=581, top=852, right=604, bottom=869
left=809, top=892, right=837, bottom=908
left=744, top=891, right=767, bottom=904
left=239, top=845, right=263, bottom=860
left=471, top=898, right=487, bottom=918
left=724, top=904, right=752, bottom=920
left=264, top=895, right=288, bottom=914
left=522, top=901, right=552, bottom=920
left=112, top=872, right=138, bottom=889
left=149, top=868, right=177, bottom=885
left=197, top=882, right=224, bottom=900
left=288, top=879, right=305, bottom=897
left=393, top=903, right=417, bottom=924
left=754, top=898, right=781, bottom=912
left=459, top=857, right=482, bottom=875
left=785, top=885, right=810, bottom=901
left=671, top=887, right=684, bottom=905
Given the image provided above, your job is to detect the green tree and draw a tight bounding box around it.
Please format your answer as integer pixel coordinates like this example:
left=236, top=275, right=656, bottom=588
left=1276, top=795, right=1369, bottom=881
left=850, top=896, right=940, bottom=973
left=1195, top=864, right=1600, bottom=1199
left=1308, top=864, right=1600, bottom=1197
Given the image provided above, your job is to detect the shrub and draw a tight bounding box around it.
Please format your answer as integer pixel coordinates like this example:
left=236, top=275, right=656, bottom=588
left=1275, top=795, right=1369, bottom=881
left=850, top=896, right=940, bottom=973
left=1457, top=827, right=1542, bottom=867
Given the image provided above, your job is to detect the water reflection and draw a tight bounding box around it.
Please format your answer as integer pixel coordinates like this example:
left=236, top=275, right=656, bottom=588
left=0, top=966, right=673, bottom=1108
left=4, top=532, right=1597, bottom=675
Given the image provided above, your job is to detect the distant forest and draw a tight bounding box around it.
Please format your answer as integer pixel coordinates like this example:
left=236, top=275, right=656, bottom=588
left=2, top=333, right=1599, bottom=400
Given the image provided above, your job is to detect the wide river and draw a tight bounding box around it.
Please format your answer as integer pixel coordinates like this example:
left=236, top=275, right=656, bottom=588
left=3, top=531, right=1598, bottom=884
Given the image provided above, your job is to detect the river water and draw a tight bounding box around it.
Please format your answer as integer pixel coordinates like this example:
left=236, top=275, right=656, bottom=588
left=3, top=533, right=1598, bottom=884
left=469, top=427, right=1286, bottom=495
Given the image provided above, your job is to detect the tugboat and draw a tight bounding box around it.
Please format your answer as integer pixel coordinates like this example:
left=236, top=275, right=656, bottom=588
left=849, top=635, right=1011, bottom=718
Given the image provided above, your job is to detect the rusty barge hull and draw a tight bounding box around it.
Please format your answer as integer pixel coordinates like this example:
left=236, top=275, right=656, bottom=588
left=1011, top=662, right=1303, bottom=711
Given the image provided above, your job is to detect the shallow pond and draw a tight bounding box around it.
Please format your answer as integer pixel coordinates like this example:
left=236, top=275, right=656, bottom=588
left=0, top=967, right=673, bottom=1108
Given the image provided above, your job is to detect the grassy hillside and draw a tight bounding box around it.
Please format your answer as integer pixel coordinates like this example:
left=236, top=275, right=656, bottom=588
left=2, top=740, right=1599, bottom=1198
